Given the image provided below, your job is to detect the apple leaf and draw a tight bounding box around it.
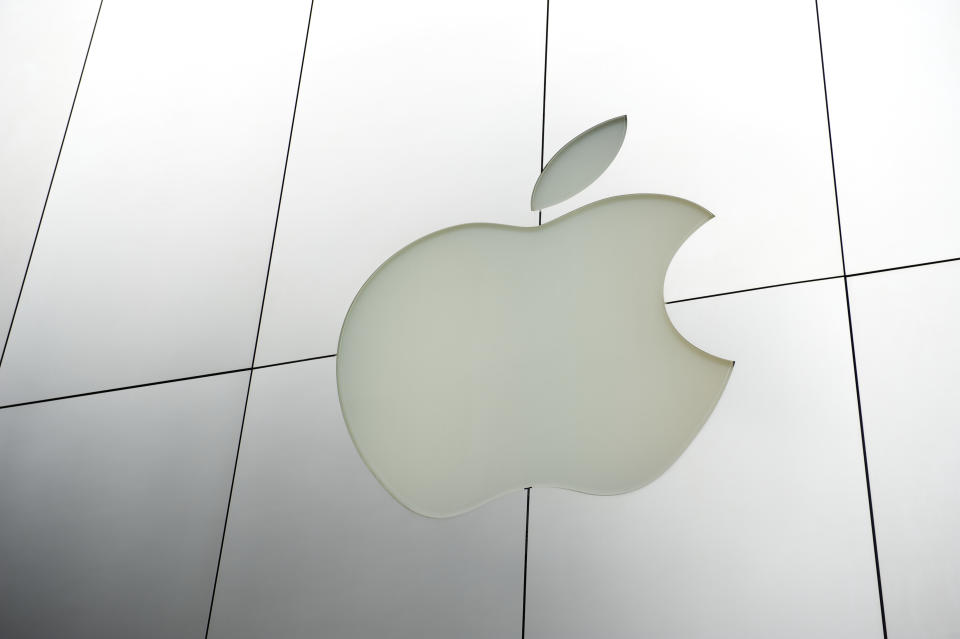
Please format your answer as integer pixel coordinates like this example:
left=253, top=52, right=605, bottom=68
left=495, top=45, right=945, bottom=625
left=530, top=115, right=627, bottom=211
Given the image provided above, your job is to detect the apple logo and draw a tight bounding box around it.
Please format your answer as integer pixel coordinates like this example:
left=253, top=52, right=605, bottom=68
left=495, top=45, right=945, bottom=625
left=337, top=115, right=733, bottom=518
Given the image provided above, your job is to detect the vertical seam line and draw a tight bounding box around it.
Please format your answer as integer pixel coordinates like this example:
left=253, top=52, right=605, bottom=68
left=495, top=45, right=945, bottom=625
left=814, top=2, right=888, bottom=636
left=0, top=0, right=105, bottom=371
left=203, top=1, right=316, bottom=635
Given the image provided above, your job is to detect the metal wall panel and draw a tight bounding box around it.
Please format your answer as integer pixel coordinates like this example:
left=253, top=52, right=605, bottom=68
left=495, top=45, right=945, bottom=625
left=208, top=359, right=525, bottom=639
left=819, top=0, right=960, bottom=273
left=849, top=262, right=960, bottom=637
left=542, top=0, right=842, bottom=301
left=0, top=0, right=100, bottom=353
left=0, top=0, right=311, bottom=404
left=254, top=0, right=546, bottom=365
left=0, top=372, right=247, bottom=638
left=526, top=281, right=883, bottom=638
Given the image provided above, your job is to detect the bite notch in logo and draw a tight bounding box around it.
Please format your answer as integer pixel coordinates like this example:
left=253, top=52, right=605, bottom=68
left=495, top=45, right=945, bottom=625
left=337, top=116, right=733, bottom=518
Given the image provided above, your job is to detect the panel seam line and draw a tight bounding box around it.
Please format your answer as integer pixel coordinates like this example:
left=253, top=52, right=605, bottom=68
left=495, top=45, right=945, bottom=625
left=203, top=2, right=316, bottom=635
left=815, top=2, right=888, bottom=636
left=0, top=0, right=104, bottom=372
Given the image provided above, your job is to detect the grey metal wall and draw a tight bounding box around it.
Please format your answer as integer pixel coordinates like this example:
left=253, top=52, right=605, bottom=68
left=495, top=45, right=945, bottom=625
left=1, top=1, right=958, bottom=637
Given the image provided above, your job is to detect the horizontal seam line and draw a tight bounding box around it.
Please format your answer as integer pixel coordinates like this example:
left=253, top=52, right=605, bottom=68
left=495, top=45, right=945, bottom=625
left=665, top=275, right=843, bottom=304
left=3, top=253, right=957, bottom=409
left=847, top=255, right=960, bottom=278
left=0, top=354, right=336, bottom=411
left=667, top=254, right=960, bottom=305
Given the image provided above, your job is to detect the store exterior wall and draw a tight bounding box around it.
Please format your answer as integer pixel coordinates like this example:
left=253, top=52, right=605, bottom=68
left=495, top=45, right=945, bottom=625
left=1, top=1, right=958, bottom=637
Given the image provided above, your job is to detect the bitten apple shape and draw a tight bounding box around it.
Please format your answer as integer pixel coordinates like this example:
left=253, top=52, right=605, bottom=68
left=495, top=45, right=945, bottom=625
left=337, top=116, right=733, bottom=518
